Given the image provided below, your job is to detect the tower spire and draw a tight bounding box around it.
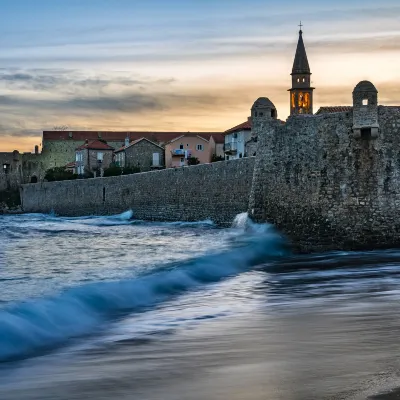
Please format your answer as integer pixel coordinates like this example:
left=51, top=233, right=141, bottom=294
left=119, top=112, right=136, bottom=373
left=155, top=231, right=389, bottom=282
left=292, top=26, right=310, bottom=75
left=288, top=25, right=314, bottom=115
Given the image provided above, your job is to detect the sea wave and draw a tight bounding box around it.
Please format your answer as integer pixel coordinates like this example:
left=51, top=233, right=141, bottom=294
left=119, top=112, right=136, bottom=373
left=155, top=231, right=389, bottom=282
left=0, top=222, right=286, bottom=362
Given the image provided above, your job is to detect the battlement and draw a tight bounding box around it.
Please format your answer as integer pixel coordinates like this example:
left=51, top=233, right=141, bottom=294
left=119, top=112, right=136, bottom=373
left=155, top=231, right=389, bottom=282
left=249, top=82, right=400, bottom=251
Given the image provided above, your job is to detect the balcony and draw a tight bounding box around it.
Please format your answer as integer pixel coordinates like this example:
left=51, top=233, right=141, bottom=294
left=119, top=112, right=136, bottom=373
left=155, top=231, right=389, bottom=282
left=224, top=142, right=238, bottom=155
left=171, top=149, right=192, bottom=158
left=171, top=149, right=186, bottom=156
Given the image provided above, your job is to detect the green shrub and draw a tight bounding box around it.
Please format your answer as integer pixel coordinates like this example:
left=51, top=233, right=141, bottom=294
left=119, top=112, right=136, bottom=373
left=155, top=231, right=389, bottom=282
left=211, top=154, right=225, bottom=162
left=44, top=167, right=78, bottom=182
left=103, top=165, right=141, bottom=177
left=187, top=157, right=200, bottom=166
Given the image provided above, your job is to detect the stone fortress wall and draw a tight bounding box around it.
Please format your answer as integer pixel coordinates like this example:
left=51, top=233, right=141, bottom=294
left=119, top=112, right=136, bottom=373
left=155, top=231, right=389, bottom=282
left=20, top=81, right=400, bottom=252
left=249, top=81, right=400, bottom=252
left=18, top=78, right=400, bottom=252
left=21, top=157, right=255, bottom=226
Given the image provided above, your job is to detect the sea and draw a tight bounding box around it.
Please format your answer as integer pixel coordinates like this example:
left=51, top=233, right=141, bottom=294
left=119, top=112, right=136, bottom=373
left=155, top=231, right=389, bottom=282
left=1, top=211, right=400, bottom=399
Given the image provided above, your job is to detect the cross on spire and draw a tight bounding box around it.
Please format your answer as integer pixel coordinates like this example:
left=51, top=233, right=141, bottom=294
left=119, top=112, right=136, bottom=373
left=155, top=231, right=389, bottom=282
left=299, top=21, right=303, bottom=32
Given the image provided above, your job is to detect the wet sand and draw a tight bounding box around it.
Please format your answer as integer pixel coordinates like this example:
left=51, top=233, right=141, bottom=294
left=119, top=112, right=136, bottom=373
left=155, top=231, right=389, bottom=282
left=2, top=303, right=400, bottom=400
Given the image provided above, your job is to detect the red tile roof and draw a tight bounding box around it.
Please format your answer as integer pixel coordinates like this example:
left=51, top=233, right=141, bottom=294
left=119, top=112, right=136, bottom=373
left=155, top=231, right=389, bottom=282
left=44, top=131, right=224, bottom=144
left=315, top=106, right=353, bottom=115
left=209, top=133, right=225, bottom=144
left=115, top=137, right=164, bottom=153
left=75, top=140, right=115, bottom=151
left=225, top=119, right=252, bottom=134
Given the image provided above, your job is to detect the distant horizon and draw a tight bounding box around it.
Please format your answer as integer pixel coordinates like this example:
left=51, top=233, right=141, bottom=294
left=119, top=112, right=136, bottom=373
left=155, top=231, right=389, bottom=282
left=1, top=0, right=399, bottom=152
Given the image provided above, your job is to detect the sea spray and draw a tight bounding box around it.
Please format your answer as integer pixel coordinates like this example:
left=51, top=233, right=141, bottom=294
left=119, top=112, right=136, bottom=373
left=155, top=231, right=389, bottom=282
left=0, top=220, right=286, bottom=362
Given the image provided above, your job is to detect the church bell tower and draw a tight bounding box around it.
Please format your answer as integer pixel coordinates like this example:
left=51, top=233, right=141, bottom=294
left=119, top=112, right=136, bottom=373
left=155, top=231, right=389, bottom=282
left=289, top=23, right=314, bottom=115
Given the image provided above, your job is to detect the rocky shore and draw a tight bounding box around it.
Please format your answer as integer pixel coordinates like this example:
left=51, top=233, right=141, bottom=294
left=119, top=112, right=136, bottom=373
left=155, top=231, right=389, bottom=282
left=0, top=189, right=22, bottom=215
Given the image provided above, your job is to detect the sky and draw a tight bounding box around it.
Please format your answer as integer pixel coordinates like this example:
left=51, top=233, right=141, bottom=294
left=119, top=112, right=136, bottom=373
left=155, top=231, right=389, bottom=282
left=0, top=0, right=399, bottom=152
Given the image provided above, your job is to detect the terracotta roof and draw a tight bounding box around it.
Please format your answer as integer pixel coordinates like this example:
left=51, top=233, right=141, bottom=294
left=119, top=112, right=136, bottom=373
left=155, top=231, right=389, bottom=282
left=115, top=137, right=164, bottom=153
left=43, top=131, right=223, bottom=144
left=210, top=133, right=225, bottom=144
left=225, top=119, right=252, bottom=134
left=315, top=106, right=353, bottom=115
left=167, top=134, right=213, bottom=145
left=75, top=140, right=115, bottom=151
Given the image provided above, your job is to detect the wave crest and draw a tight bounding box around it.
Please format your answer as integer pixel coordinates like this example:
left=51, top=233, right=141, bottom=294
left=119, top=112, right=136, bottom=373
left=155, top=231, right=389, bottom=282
left=0, top=223, right=286, bottom=362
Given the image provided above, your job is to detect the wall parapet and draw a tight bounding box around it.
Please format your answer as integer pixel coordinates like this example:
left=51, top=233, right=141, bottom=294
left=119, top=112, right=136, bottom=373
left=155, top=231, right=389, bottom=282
left=21, top=158, right=255, bottom=226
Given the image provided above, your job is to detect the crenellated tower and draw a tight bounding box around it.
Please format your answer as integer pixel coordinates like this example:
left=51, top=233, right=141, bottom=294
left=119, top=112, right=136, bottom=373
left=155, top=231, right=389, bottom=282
left=288, top=24, right=314, bottom=115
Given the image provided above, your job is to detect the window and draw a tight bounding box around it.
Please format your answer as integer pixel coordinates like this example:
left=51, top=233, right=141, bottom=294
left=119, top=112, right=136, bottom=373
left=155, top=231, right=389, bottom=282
left=180, top=157, right=185, bottom=162
left=233, top=133, right=237, bottom=139
left=361, top=128, right=372, bottom=139
left=302, top=78, right=305, bottom=82
left=179, top=144, right=184, bottom=149
left=152, top=152, right=160, bottom=166
left=97, top=152, right=104, bottom=161
left=3, top=163, right=10, bottom=174
left=362, top=99, right=368, bottom=106
left=197, top=144, right=204, bottom=151
left=297, top=78, right=300, bottom=83
left=271, top=109, right=276, bottom=118
left=259, top=112, right=264, bottom=117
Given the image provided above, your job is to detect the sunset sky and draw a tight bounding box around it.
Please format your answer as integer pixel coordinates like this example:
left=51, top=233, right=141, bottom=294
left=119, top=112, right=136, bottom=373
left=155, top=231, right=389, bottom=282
left=1, top=0, right=400, bottom=152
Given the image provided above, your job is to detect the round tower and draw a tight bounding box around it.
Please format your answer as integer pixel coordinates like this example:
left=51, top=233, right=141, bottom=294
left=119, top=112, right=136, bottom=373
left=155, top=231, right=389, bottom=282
left=247, top=97, right=277, bottom=157
left=251, top=97, right=277, bottom=120
left=352, top=80, right=379, bottom=139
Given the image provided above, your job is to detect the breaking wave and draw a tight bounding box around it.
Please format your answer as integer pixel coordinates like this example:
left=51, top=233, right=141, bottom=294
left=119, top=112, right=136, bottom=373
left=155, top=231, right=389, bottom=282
left=0, top=221, right=286, bottom=362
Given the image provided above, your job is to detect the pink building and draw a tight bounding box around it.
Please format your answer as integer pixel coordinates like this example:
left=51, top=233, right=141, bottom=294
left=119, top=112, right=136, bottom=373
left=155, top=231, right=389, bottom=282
left=165, top=134, right=224, bottom=168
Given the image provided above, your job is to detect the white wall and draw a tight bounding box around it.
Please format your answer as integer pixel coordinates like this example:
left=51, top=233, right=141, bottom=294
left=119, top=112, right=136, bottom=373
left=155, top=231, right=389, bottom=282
left=224, top=129, right=251, bottom=160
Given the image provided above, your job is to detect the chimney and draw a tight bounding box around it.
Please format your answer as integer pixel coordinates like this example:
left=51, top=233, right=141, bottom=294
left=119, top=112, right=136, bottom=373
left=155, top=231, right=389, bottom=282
left=125, top=137, right=130, bottom=147
left=34, top=145, right=39, bottom=155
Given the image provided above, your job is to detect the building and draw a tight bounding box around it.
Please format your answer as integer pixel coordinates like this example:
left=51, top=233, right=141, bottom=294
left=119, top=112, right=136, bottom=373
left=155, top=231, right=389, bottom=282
left=114, top=137, right=165, bottom=171
left=223, top=118, right=252, bottom=160
left=288, top=26, right=314, bottom=115
left=165, top=134, right=223, bottom=168
left=0, top=148, right=44, bottom=192
left=40, top=131, right=224, bottom=172
left=75, top=140, right=114, bottom=176
left=248, top=27, right=400, bottom=249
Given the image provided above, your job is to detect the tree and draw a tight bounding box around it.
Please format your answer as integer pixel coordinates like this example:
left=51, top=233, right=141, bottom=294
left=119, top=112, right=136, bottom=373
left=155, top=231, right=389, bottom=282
left=103, top=165, right=140, bottom=177
left=211, top=154, right=225, bottom=162
left=103, top=165, right=123, bottom=177
left=44, top=167, right=78, bottom=182
left=53, top=125, right=69, bottom=131
left=187, top=156, right=200, bottom=166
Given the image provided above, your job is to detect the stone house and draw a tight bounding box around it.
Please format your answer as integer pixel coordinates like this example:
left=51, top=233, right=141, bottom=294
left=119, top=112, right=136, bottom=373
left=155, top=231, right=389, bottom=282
left=0, top=147, right=44, bottom=191
left=75, top=140, right=114, bottom=176
left=224, top=118, right=252, bottom=160
left=114, top=137, right=165, bottom=172
left=40, top=131, right=224, bottom=172
left=165, top=134, right=222, bottom=168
